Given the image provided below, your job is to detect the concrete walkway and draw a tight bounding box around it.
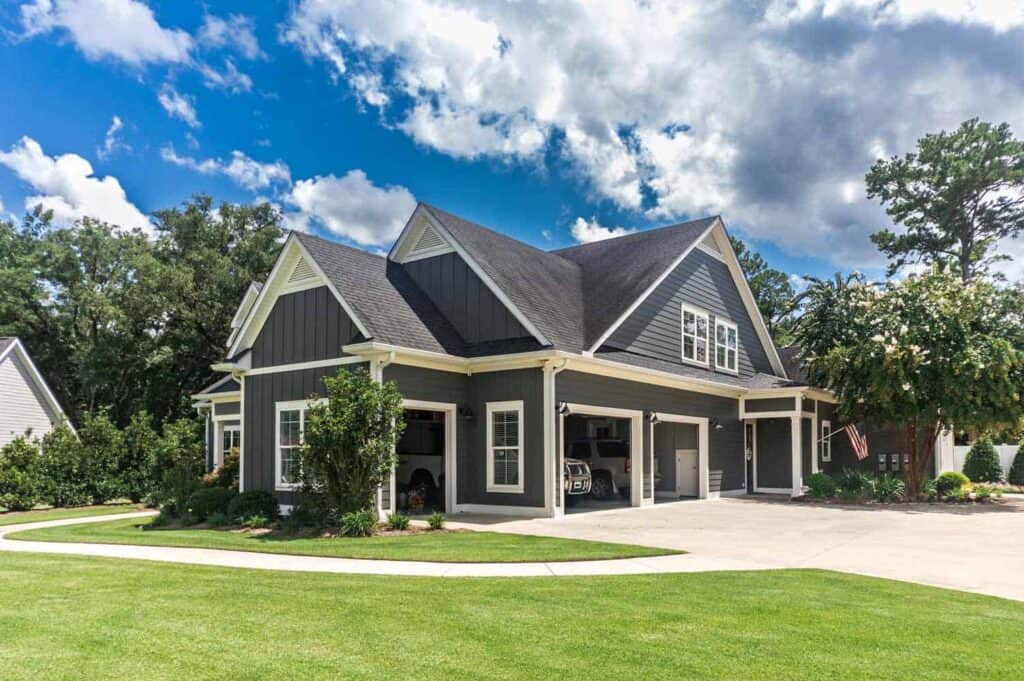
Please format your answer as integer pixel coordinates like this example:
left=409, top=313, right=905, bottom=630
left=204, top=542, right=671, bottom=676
left=0, top=511, right=770, bottom=577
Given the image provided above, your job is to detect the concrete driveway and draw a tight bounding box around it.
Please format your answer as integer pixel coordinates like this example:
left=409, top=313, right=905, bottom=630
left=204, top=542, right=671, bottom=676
left=452, top=496, right=1024, bottom=602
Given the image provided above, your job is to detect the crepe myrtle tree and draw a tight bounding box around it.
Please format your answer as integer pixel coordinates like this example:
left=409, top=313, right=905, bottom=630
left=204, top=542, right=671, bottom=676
left=795, top=268, right=1024, bottom=497
left=300, top=368, right=405, bottom=517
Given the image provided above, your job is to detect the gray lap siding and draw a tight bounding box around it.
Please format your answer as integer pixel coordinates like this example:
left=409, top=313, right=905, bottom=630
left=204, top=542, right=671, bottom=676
left=555, top=370, right=744, bottom=494
left=756, top=417, right=792, bottom=489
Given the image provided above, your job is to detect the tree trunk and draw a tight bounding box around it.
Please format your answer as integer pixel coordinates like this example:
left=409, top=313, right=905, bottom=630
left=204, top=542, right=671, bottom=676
left=904, top=422, right=937, bottom=499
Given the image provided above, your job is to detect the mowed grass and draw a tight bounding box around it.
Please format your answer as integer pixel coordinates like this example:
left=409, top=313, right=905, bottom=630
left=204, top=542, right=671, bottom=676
left=9, top=516, right=679, bottom=562
left=0, top=553, right=1022, bottom=680
left=0, top=504, right=142, bottom=527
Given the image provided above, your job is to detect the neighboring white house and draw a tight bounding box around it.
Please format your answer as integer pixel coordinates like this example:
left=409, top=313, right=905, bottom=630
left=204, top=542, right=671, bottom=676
left=0, top=338, right=70, bottom=446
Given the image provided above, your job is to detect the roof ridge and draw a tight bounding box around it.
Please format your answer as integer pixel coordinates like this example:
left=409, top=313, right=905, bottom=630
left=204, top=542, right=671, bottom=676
left=551, top=215, right=719, bottom=255
left=292, top=230, right=387, bottom=260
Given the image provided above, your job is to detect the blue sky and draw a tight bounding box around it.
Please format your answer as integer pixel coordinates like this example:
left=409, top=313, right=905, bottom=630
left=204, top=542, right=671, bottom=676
left=1, top=1, right=1022, bottom=283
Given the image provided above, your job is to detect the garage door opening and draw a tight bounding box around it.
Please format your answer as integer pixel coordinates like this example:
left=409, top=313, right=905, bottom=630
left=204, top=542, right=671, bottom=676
left=563, top=414, right=633, bottom=513
left=653, top=421, right=700, bottom=500
left=395, top=409, right=448, bottom=513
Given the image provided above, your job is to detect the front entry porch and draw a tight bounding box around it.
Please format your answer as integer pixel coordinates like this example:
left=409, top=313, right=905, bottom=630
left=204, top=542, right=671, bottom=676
left=741, top=394, right=824, bottom=497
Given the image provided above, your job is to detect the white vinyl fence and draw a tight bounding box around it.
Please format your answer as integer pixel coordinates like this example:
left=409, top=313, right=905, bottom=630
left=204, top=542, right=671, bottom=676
left=951, top=444, right=1020, bottom=479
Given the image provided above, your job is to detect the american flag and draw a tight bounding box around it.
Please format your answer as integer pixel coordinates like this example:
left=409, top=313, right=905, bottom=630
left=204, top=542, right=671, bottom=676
left=845, top=423, right=869, bottom=460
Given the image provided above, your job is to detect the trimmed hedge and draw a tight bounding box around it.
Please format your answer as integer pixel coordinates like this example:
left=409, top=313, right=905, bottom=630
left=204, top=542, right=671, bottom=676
left=1008, top=443, right=1024, bottom=486
left=227, top=491, right=279, bottom=522
left=963, top=440, right=1003, bottom=483
left=186, top=487, right=237, bottom=522
left=935, top=471, right=970, bottom=497
left=806, top=472, right=836, bottom=499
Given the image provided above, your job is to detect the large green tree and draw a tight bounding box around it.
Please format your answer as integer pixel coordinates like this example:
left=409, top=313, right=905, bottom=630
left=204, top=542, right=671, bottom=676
left=794, top=268, right=1024, bottom=496
left=866, top=119, right=1024, bottom=281
left=729, top=236, right=796, bottom=342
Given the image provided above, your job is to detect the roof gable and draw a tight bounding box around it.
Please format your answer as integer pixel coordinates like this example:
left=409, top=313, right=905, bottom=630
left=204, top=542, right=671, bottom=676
left=0, top=337, right=72, bottom=431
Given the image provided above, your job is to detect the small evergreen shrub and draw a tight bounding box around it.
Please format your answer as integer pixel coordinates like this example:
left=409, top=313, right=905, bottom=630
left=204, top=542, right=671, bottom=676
left=0, top=438, right=41, bottom=511
left=206, top=511, right=229, bottom=527
left=242, top=514, right=268, bottom=529
left=428, top=511, right=444, bottom=530
left=179, top=511, right=200, bottom=526
left=37, top=424, right=90, bottom=507
left=806, top=473, right=836, bottom=499
left=935, top=471, right=970, bottom=497
left=186, top=487, right=237, bottom=522
left=340, top=509, right=376, bottom=537
left=154, top=464, right=203, bottom=517
left=962, top=440, right=1004, bottom=483
left=837, top=469, right=873, bottom=500
left=873, top=473, right=905, bottom=502
left=387, top=512, right=410, bottom=530
left=1008, top=442, right=1024, bottom=486
left=227, top=490, right=279, bottom=522
left=288, top=491, right=331, bottom=529
left=973, top=485, right=993, bottom=502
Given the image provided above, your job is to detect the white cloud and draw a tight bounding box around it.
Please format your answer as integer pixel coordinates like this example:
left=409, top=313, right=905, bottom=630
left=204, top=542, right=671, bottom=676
left=0, top=136, right=150, bottom=232
left=283, top=0, right=1024, bottom=272
left=20, top=0, right=192, bottom=66
left=197, top=59, right=253, bottom=94
left=570, top=217, right=636, bottom=244
left=160, top=146, right=291, bottom=191
left=158, top=84, right=200, bottom=128
left=197, top=14, right=263, bottom=60
left=96, top=115, right=127, bottom=160
left=283, top=170, right=417, bottom=246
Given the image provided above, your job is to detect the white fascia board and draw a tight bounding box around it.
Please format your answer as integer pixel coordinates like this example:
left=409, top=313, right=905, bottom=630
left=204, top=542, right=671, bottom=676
left=5, top=339, right=73, bottom=432
left=227, top=282, right=263, bottom=348
left=586, top=221, right=719, bottom=354
left=711, top=220, right=788, bottom=378
left=228, top=234, right=301, bottom=358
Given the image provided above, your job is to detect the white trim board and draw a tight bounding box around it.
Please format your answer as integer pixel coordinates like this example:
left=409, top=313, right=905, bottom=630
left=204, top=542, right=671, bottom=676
left=244, top=356, right=367, bottom=376
left=452, top=503, right=548, bottom=517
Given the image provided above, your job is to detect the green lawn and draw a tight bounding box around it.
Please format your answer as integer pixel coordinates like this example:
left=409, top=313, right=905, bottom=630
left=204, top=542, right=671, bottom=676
left=0, top=504, right=142, bottom=527
left=0, top=553, right=1021, bottom=680
left=8, top=516, right=679, bottom=562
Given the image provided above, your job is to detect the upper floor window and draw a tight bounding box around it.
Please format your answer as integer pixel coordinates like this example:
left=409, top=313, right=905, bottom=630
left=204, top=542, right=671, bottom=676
left=715, top=318, right=738, bottom=373
left=681, top=304, right=709, bottom=366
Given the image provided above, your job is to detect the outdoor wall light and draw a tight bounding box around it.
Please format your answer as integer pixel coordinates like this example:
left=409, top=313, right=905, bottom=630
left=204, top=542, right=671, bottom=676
left=458, top=406, right=475, bottom=421
left=709, top=417, right=724, bottom=430
left=556, top=401, right=571, bottom=415
left=646, top=411, right=660, bottom=424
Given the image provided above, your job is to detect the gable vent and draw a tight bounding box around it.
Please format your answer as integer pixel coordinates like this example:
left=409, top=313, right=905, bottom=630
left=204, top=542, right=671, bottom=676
left=288, top=255, right=316, bottom=284
left=700, top=234, right=722, bottom=255
left=411, top=224, right=447, bottom=255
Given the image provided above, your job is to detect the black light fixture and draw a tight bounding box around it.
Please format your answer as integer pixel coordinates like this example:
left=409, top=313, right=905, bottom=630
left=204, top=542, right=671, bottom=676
left=556, top=401, right=571, bottom=415
left=646, top=411, right=660, bottom=424
left=458, top=406, right=475, bottom=421
left=709, top=417, right=724, bottom=430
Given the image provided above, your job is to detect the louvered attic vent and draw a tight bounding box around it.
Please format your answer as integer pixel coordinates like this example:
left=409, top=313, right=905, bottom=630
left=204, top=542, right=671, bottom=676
left=410, top=224, right=447, bottom=254
left=288, top=255, right=316, bottom=284
left=700, top=234, right=722, bottom=254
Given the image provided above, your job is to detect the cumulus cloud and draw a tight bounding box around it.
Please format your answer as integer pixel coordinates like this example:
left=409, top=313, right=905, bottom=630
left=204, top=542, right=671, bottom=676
left=197, top=14, right=263, bottom=60
left=283, top=170, right=417, bottom=246
left=197, top=59, right=253, bottom=94
left=157, top=84, right=200, bottom=128
left=20, top=0, right=192, bottom=66
left=0, top=136, right=150, bottom=232
left=570, top=217, right=636, bottom=244
left=96, top=115, right=127, bottom=160
left=282, top=0, right=1024, bottom=272
left=160, top=146, right=291, bottom=191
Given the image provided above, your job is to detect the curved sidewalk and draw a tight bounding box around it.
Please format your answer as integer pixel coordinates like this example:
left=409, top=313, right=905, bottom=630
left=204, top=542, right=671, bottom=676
left=0, top=511, right=771, bottom=577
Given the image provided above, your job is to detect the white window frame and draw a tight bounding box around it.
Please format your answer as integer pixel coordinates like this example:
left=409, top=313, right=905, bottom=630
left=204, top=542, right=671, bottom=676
left=219, top=425, right=241, bottom=467
left=486, top=400, right=525, bottom=494
left=821, top=420, right=832, bottom=462
left=714, top=317, right=739, bottom=374
left=680, top=303, right=710, bottom=367
left=274, top=399, right=326, bottom=491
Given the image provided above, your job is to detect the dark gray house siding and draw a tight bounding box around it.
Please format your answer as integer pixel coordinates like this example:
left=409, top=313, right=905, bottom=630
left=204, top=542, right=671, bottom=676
left=654, top=421, right=699, bottom=493
left=802, top=418, right=812, bottom=477
left=403, top=252, right=532, bottom=343
left=604, top=249, right=773, bottom=379
left=815, top=403, right=937, bottom=477
left=250, top=287, right=361, bottom=369
left=384, top=364, right=546, bottom=508
left=556, top=370, right=744, bottom=494
left=213, top=401, right=239, bottom=417
left=746, top=397, right=795, bottom=413
left=756, top=417, right=791, bottom=489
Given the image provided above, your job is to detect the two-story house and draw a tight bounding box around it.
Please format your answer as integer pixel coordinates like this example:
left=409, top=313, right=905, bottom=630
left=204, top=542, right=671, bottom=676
left=192, top=203, right=903, bottom=518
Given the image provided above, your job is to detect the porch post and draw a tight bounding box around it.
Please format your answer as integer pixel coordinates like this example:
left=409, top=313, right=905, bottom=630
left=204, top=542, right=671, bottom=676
left=790, top=414, right=803, bottom=497
left=542, top=361, right=559, bottom=517
left=811, top=400, right=819, bottom=475
left=370, top=355, right=394, bottom=520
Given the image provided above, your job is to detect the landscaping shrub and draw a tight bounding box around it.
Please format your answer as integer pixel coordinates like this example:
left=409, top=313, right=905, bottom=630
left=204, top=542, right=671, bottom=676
left=974, top=485, right=994, bottom=502
left=227, top=490, right=279, bottom=522
left=186, top=487, right=237, bottom=522
left=37, top=424, right=91, bottom=507
left=428, top=511, right=444, bottom=530
left=286, top=491, right=331, bottom=530
left=206, top=511, right=229, bottom=527
left=202, top=449, right=239, bottom=489
left=153, top=465, right=203, bottom=517
left=873, top=473, right=905, bottom=502
left=0, top=438, right=41, bottom=511
left=242, top=514, right=268, bottom=529
left=935, top=471, right=970, bottom=497
left=340, top=509, right=376, bottom=537
left=76, top=412, right=127, bottom=504
left=806, top=472, right=836, bottom=499
left=963, top=440, right=1004, bottom=483
left=387, top=512, right=410, bottom=531
left=836, top=469, right=873, bottom=500
left=119, top=412, right=159, bottom=503
left=1008, top=442, right=1024, bottom=486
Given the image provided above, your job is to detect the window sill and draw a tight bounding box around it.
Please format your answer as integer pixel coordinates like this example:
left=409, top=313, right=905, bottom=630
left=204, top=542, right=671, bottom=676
left=274, top=483, right=301, bottom=492
left=486, top=485, right=525, bottom=494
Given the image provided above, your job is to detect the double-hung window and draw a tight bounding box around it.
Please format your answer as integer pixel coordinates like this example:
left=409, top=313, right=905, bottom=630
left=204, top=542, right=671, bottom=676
left=821, top=420, right=832, bottom=462
left=219, top=425, right=240, bottom=466
left=681, top=304, right=710, bottom=366
left=715, top=318, right=738, bottom=373
left=486, top=401, right=524, bottom=493
left=276, top=400, right=323, bottom=490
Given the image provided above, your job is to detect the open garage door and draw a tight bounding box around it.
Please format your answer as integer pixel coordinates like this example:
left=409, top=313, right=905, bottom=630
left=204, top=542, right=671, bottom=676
left=561, top=410, right=642, bottom=514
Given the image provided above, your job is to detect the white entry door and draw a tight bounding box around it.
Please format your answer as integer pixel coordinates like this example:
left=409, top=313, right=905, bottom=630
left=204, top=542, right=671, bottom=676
left=675, top=449, right=699, bottom=497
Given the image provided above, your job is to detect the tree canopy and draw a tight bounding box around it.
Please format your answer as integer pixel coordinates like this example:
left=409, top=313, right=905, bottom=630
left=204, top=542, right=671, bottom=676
left=0, top=197, right=283, bottom=427
left=729, top=235, right=796, bottom=343
left=866, top=118, right=1024, bottom=281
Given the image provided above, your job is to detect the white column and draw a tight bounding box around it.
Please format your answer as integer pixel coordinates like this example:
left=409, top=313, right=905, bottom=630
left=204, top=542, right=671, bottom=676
left=370, top=355, right=393, bottom=520
left=790, top=414, right=803, bottom=497
left=811, top=400, right=819, bottom=475
left=542, top=362, right=559, bottom=517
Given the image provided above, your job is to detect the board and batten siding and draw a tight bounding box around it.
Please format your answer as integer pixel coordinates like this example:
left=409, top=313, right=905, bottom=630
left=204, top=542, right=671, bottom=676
left=250, top=286, right=361, bottom=369
left=556, top=370, right=744, bottom=494
left=756, top=417, right=792, bottom=489
left=0, top=353, right=61, bottom=446
left=604, top=249, right=774, bottom=379
left=402, top=252, right=531, bottom=344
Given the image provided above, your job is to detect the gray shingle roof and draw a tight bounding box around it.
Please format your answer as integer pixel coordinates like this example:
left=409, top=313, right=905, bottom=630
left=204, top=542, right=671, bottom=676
left=554, top=217, right=717, bottom=349
left=196, top=375, right=241, bottom=395
left=0, top=337, right=14, bottom=356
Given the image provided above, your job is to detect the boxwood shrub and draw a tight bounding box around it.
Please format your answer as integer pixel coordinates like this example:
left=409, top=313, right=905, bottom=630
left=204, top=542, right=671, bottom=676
left=935, top=471, right=970, bottom=497
left=227, top=490, right=279, bottom=522
left=806, top=472, right=836, bottom=499
left=962, top=440, right=1003, bottom=483
left=186, top=487, right=237, bottom=522
left=1007, top=443, right=1024, bottom=486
